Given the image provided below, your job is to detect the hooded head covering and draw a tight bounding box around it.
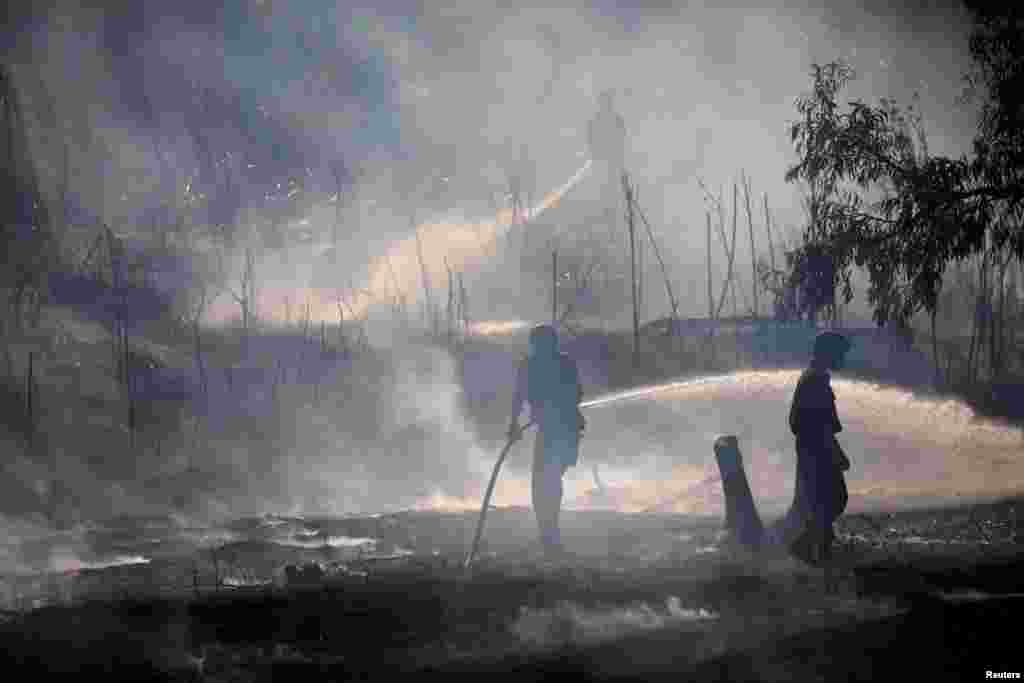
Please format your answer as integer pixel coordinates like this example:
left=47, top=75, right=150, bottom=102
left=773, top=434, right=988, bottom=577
left=528, top=324, right=559, bottom=358
left=813, top=331, right=851, bottom=361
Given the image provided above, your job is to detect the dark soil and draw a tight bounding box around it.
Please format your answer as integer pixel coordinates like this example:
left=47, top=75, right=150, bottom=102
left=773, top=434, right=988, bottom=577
left=2, top=499, right=1023, bottom=681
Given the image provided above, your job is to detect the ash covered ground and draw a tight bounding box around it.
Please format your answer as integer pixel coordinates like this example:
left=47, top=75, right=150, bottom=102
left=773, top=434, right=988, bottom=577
left=3, top=347, right=1024, bottom=681
left=2, top=497, right=1023, bottom=681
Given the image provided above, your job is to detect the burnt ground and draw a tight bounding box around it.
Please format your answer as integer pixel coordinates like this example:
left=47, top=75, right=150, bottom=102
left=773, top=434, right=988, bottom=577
left=1, top=498, right=1023, bottom=681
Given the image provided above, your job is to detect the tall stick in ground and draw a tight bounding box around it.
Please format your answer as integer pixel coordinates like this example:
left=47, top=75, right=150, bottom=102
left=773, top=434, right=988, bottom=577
left=732, top=248, right=740, bottom=366
left=126, top=327, right=135, bottom=451
left=338, top=284, right=367, bottom=350
left=109, top=229, right=135, bottom=447
left=190, top=286, right=208, bottom=397
left=706, top=211, right=715, bottom=365
left=384, top=253, right=408, bottom=328
left=634, top=186, right=644, bottom=322
left=336, top=298, right=348, bottom=355
left=634, top=197, right=683, bottom=359
left=552, top=249, right=558, bottom=325
left=713, top=183, right=740, bottom=321
left=633, top=195, right=680, bottom=331
left=246, top=247, right=256, bottom=336
left=412, top=218, right=436, bottom=336
left=968, top=247, right=989, bottom=384
left=993, top=248, right=1013, bottom=377
left=104, top=227, right=125, bottom=385
left=445, top=257, right=454, bottom=346
left=330, top=161, right=348, bottom=257
left=742, top=172, right=758, bottom=318
left=623, top=173, right=639, bottom=355
left=384, top=253, right=401, bottom=295
left=227, top=247, right=256, bottom=351
left=458, top=272, right=469, bottom=338
left=762, top=193, right=780, bottom=317
left=706, top=212, right=713, bottom=321
left=301, top=299, right=311, bottom=343
left=698, top=179, right=741, bottom=321
left=762, top=194, right=777, bottom=278
left=25, top=350, right=34, bottom=444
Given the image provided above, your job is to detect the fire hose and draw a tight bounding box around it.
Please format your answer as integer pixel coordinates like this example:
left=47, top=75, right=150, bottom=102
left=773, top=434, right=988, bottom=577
left=463, top=420, right=535, bottom=570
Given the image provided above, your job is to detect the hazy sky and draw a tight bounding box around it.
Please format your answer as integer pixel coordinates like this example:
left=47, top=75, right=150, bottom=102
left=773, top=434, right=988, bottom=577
left=0, top=0, right=1006, bottom=534
left=8, top=0, right=980, bottom=319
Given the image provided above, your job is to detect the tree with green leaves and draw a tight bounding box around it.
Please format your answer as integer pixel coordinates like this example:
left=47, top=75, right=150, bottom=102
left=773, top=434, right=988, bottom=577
left=786, top=61, right=954, bottom=327
left=784, top=4, right=1023, bottom=332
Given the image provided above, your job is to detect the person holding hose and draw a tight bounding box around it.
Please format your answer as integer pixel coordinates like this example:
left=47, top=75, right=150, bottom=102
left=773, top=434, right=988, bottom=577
left=787, top=330, right=852, bottom=592
left=508, top=324, right=586, bottom=558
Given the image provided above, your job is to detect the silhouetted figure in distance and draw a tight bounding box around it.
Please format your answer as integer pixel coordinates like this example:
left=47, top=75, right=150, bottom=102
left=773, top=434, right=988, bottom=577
left=508, top=324, right=585, bottom=558
left=587, top=90, right=627, bottom=174
left=787, top=331, right=852, bottom=592
left=587, top=90, right=629, bottom=260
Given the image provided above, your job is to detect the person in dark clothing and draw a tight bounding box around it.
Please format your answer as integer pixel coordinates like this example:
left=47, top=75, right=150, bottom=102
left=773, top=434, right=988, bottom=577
left=787, top=331, right=852, bottom=591
left=587, top=90, right=629, bottom=252
left=587, top=90, right=627, bottom=174
left=508, top=324, right=585, bottom=557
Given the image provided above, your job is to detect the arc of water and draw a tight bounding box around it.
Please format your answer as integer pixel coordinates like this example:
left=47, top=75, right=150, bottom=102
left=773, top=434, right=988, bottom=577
left=347, top=160, right=595, bottom=322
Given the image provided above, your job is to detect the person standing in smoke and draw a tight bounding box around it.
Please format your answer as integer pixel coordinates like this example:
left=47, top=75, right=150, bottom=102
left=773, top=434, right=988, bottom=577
left=508, top=324, right=586, bottom=558
left=588, top=89, right=627, bottom=175
left=586, top=90, right=629, bottom=282
left=786, top=331, right=852, bottom=591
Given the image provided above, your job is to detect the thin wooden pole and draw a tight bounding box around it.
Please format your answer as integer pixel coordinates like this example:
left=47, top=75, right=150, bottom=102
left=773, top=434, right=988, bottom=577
left=460, top=272, right=469, bottom=337
left=763, top=194, right=777, bottom=279
left=763, top=193, right=778, bottom=318
left=705, top=211, right=716, bottom=366
left=624, top=173, right=639, bottom=355
left=332, top=167, right=342, bottom=257
left=25, top=351, right=34, bottom=443
left=552, top=249, right=558, bottom=325
left=706, top=211, right=713, bottom=320
left=385, top=254, right=402, bottom=301
left=713, top=184, right=739, bottom=321
left=337, top=299, right=347, bottom=354
left=412, top=218, right=435, bottom=335
left=742, top=173, right=757, bottom=318
left=732, top=257, right=740, bottom=366
left=636, top=188, right=644, bottom=322
left=445, top=257, right=454, bottom=345
left=634, top=199, right=679, bottom=326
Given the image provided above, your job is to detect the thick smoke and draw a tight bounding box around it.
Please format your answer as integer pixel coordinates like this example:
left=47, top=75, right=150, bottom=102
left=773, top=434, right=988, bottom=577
left=9, top=1, right=978, bottom=330
left=0, top=0, right=986, bottom=542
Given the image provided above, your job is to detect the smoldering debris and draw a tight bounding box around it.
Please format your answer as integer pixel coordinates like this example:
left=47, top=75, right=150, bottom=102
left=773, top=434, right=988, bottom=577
left=510, top=596, right=717, bottom=649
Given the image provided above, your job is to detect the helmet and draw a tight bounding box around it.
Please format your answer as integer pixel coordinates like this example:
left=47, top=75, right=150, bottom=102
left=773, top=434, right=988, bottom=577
left=528, top=324, right=559, bottom=357
left=813, top=331, right=851, bottom=360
